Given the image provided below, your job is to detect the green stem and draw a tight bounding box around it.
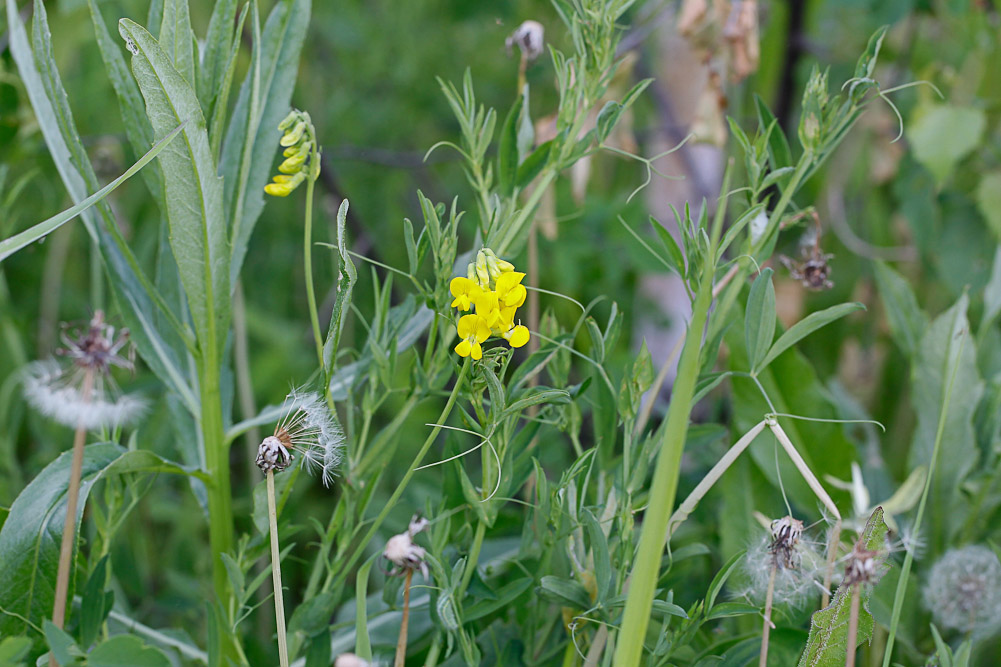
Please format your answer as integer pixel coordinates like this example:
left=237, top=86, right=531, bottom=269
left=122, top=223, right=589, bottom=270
left=881, top=330, right=966, bottom=666
left=266, top=471, right=289, bottom=667
left=612, top=267, right=714, bottom=666
left=304, top=175, right=324, bottom=367
left=493, top=169, right=556, bottom=256
left=326, top=359, right=471, bottom=592
left=458, top=520, right=486, bottom=595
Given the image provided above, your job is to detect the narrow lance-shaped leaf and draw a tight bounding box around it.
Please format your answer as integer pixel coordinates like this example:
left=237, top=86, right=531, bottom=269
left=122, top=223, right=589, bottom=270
left=745, top=267, right=776, bottom=372
left=323, top=200, right=356, bottom=381
left=198, top=0, right=238, bottom=117
left=757, top=302, right=865, bottom=371
left=158, top=0, right=196, bottom=86
left=0, top=123, right=184, bottom=263
left=120, top=19, right=231, bottom=354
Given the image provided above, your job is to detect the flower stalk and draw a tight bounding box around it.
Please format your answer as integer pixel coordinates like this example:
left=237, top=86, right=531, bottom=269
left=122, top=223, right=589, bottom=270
left=266, top=470, right=290, bottom=667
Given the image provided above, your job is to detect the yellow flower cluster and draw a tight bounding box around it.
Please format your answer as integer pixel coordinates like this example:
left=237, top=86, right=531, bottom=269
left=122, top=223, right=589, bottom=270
left=264, top=109, right=319, bottom=197
left=450, top=248, right=531, bottom=360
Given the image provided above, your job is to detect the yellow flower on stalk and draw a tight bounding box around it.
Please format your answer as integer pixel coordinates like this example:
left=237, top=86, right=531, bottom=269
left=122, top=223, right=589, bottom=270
left=449, top=247, right=532, bottom=358
left=455, top=314, right=491, bottom=360
left=449, top=277, right=482, bottom=311
left=265, top=109, right=319, bottom=197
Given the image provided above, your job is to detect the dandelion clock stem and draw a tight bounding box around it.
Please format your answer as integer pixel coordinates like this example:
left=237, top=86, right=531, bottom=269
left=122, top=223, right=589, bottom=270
left=267, top=470, right=290, bottom=667
left=50, top=368, right=94, bottom=665
left=759, top=565, right=777, bottom=667
left=395, top=569, right=413, bottom=667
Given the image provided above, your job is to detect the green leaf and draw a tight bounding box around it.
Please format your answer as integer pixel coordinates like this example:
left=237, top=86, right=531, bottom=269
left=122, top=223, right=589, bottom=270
left=873, top=261, right=927, bottom=356
left=596, top=78, right=651, bottom=143
left=0, top=444, right=201, bottom=636
left=515, top=138, right=552, bottom=188
left=464, top=577, right=533, bottom=622
left=87, top=0, right=161, bottom=202
left=755, top=96, right=793, bottom=171
left=0, top=636, right=31, bottom=664
left=497, top=94, right=524, bottom=197
left=323, top=200, right=357, bottom=381
left=501, top=388, right=570, bottom=420
left=757, top=302, right=865, bottom=372
left=120, top=18, right=230, bottom=354
left=651, top=217, right=687, bottom=279
left=288, top=592, right=337, bottom=638
left=908, top=295, right=982, bottom=544
left=975, top=170, right=1001, bottom=240
left=158, top=0, right=195, bottom=86
left=43, top=620, right=81, bottom=665
left=8, top=0, right=196, bottom=410
left=984, top=247, right=1001, bottom=328
left=79, top=555, right=112, bottom=649
left=853, top=26, right=888, bottom=82
left=583, top=509, right=611, bottom=602
left=221, top=0, right=311, bottom=284
left=798, top=508, right=889, bottom=667
left=87, top=635, right=171, bottom=666
left=908, top=104, right=985, bottom=183
left=538, top=575, right=592, bottom=610
left=198, top=0, right=238, bottom=118
left=745, top=268, right=776, bottom=372
left=0, top=123, right=185, bottom=263
left=353, top=554, right=377, bottom=660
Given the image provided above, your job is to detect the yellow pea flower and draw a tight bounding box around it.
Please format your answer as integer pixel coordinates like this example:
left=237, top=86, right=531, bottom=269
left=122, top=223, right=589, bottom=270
left=455, top=314, right=491, bottom=360
left=495, top=271, right=527, bottom=309
left=502, top=323, right=530, bottom=348
left=449, top=277, right=482, bottom=311
left=472, top=290, right=503, bottom=328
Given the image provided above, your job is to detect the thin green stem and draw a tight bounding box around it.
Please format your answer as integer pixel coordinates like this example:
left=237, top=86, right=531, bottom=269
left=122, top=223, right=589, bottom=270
left=494, top=169, right=556, bottom=256
left=267, top=471, right=289, bottom=667
left=304, top=175, right=324, bottom=367
left=326, top=359, right=471, bottom=592
left=881, top=331, right=966, bottom=666
left=458, top=521, right=486, bottom=595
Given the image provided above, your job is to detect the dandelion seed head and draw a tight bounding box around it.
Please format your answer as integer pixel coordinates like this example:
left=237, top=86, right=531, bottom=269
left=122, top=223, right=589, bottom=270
left=383, top=515, right=430, bottom=579
left=256, top=388, right=344, bottom=486
left=22, top=360, right=147, bottom=430
left=506, top=20, right=545, bottom=61
left=334, top=654, right=371, bottom=667
left=924, top=545, right=1001, bottom=637
left=738, top=517, right=824, bottom=608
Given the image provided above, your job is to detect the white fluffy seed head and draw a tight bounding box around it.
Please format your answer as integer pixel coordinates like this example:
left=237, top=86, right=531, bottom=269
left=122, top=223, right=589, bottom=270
left=739, top=525, right=824, bottom=608
left=506, top=20, right=545, bottom=60
left=924, top=545, right=1001, bottom=637
left=334, top=654, right=370, bottom=667
left=264, top=388, right=344, bottom=487
left=22, top=360, right=147, bottom=430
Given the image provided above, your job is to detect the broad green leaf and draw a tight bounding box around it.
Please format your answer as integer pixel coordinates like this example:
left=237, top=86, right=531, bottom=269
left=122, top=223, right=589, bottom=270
left=7, top=0, right=196, bottom=411
left=515, top=138, right=552, bottom=188
left=873, top=261, right=927, bottom=356
left=463, top=577, right=533, bottom=622
left=798, top=508, right=889, bottom=666
left=758, top=302, right=865, bottom=371
left=908, top=104, right=985, bottom=183
left=975, top=171, right=1001, bottom=240
left=583, top=509, right=611, bottom=602
left=120, top=19, right=230, bottom=354
left=158, top=0, right=195, bottom=86
left=908, top=295, right=982, bottom=546
left=0, top=123, right=184, bottom=263
left=87, top=0, right=161, bottom=203
left=43, top=620, right=81, bottom=665
left=0, top=636, right=31, bottom=663
left=221, top=0, right=311, bottom=284
left=0, top=444, right=200, bottom=636
left=745, top=268, right=776, bottom=372
left=79, top=555, right=112, bottom=649
left=87, top=635, right=171, bottom=666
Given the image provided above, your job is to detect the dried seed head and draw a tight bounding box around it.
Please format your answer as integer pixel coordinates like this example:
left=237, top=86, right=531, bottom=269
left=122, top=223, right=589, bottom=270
left=843, top=545, right=881, bottom=588
left=506, top=20, right=545, bottom=61
left=924, top=545, right=1001, bottom=637
left=255, top=389, right=344, bottom=487
left=383, top=515, right=430, bottom=579
left=23, top=312, right=146, bottom=430
left=769, top=516, right=804, bottom=570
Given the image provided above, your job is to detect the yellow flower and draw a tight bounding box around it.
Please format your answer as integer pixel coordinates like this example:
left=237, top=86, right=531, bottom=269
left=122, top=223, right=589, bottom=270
left=501, top=323, right=530, bottom=348
left=265, top=109, right=318, bottom=197
left=472, top=290, right=503, bottom=328
left=494, top=271, right=527, bottom=309
left=263, top=173, right=305, bottom=197
left=449, top=277, right=482, bottom=311
left=455, top=314, right=491, bottom=360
